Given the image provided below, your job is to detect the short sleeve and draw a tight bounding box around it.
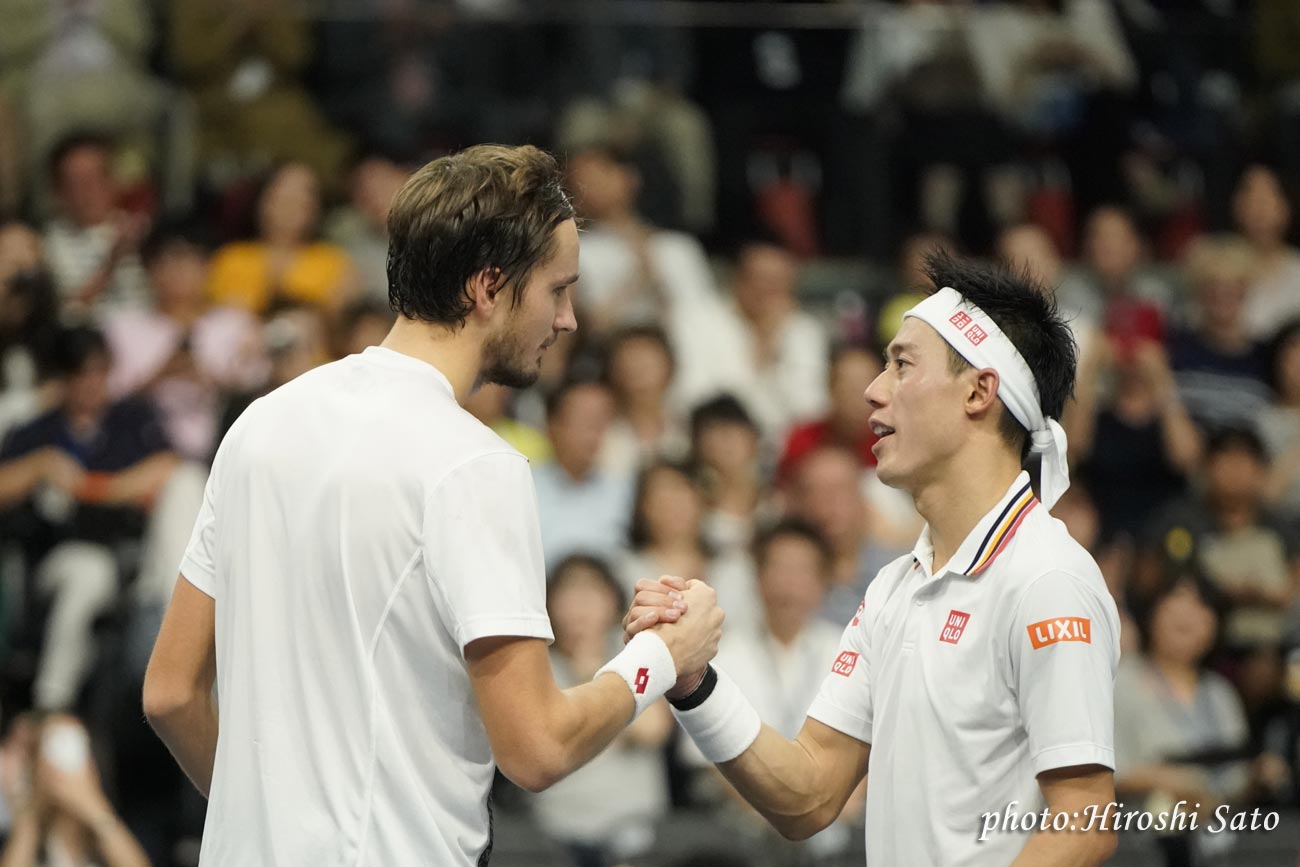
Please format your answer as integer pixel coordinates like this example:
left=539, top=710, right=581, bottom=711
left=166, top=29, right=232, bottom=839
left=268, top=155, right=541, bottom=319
left=422, top=451, right=554, bottom=652
left=805, top=594, right=874, bottom=744
left=1009, top=570, right=1120, bottom=775
left=179, top=458, right=220, bottom=599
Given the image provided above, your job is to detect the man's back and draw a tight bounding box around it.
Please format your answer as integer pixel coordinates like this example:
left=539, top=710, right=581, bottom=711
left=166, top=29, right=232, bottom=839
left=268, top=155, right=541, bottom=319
left=186, top=346, right=553, bottom=866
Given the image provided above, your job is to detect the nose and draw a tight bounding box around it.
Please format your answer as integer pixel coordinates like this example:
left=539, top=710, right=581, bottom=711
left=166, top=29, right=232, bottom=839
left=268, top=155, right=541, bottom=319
left=864, top=367, right=889, bottom=410
left=556, top=291, right=578, bottom=335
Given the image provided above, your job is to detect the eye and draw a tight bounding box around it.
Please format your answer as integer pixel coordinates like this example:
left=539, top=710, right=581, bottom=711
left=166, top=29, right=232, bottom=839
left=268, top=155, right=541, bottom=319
left=894, top=358, right=909, bottom=370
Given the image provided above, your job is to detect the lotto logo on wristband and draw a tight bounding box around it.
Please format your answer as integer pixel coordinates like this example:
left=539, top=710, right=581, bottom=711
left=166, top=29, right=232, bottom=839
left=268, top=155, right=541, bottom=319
left=634, top=667, right=650, bottom=694
left=832, top=651, right=859, bottom=677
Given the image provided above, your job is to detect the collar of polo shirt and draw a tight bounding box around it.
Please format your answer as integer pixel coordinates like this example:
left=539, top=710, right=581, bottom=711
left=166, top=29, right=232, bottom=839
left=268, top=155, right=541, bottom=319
left=911, top=471, right=1040, bottom=579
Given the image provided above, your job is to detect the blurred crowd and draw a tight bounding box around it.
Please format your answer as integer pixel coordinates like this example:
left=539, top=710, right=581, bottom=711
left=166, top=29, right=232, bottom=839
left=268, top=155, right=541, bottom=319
left=1, top=1, right=1300, bottom=866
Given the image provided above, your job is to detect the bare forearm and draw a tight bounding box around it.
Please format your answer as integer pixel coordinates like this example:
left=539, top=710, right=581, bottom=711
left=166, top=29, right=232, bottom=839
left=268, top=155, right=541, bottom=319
left=88, top=811, right=151, bottom=867
left=1009, top=827, right=1116, bottom=867
left=0, top=807, right=41, bottom=867
left=148, top=695, right=218, bottom=797
left=1157, top=399, right=1202, bottom=473
left=714, top=726, right=839, bottom=840
left=103, top=454, right=178, bottom=505
left=0, top=453, right=44, bottom=510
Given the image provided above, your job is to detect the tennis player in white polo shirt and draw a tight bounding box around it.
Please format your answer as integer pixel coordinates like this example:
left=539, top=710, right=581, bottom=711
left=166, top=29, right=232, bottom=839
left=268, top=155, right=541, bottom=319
left=627, top=252, right=1121, bottom=866
left=140, top=144, right=722, bottom=866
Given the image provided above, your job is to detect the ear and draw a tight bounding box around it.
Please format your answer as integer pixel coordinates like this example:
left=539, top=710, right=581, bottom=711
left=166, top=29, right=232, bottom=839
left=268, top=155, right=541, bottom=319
left=965, top=368, right=1001, bottom=419
left=465, top=267, right=506, bottom=317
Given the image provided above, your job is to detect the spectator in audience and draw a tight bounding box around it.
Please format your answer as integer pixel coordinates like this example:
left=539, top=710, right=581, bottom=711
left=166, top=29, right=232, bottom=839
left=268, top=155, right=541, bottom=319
left=782, top=444, right=899, bottom=624
left=207, top=161, right=360, bottom=316
left=0, top=222, right=61, bottom=440
left=1114, top=574, right=1284, bottom=863
left=0, top=713, right=149, bottom=867
left=41, top=133, right=148, bottom=314
left=996, top=221, right=1100, bottom=355
left=1169, top=235, right=1272, bottom=433
left=531, top=554, right=671, bottom=867
left=690, top=395, right=776, bottom=559
left=1052, top=484, right=1140, bottom=655
left=103, top=219, right=267, bottom=463
left=778, top=343, right=881, bottom=482
left=325, top=154, right=408, bottom=303
left=1138, top=428, right=1300, bottom=718
left=1077, top=206, right=1173, bottom=341
left=720, top=239, right=830, bottom=443
left=464, top=384, right=552, bottom=465
left=600, top=325, right=689, bottom=479
left=1065, top=326, right=1201, bottom=547
left=169, top=0, right=352, bottom=188
left=0, top=326, right=177, bottom=711
left=333, top=298, right=393, bottom=359
left=875, top=231, right=955, bottom=347
left=619, top=460, right=761, bottom=637
left=1232, top=164, right=1300, bottom=339
left=1261, top=319, right=1300, bottom=522
left=0, top=0, right=190, bottom=219
left=532, top=378, right=632, bottom=570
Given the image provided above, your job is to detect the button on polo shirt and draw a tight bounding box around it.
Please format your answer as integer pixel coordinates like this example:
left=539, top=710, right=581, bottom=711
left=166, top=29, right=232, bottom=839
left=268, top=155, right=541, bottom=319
left=808, top=472, right=1120, bottom=866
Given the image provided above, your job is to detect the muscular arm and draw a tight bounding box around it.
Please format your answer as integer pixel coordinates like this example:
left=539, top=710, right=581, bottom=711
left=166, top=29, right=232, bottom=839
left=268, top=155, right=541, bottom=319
left=712, top=717, right=871, bottom=841
left=143, top=575, right=219, bottom=797
left=1008, top=765, right=1118, bottom=867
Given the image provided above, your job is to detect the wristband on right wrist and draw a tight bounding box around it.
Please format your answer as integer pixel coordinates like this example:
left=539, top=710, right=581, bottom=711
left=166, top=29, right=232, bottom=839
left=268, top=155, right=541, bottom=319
left=669, top=664, right=762, bottom=764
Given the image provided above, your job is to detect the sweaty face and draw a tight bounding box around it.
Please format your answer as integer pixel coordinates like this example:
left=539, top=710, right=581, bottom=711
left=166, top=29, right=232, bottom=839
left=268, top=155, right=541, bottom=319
left=481, top=219, right=580, bottom=389
left=865, top=318, right=974, bottom=494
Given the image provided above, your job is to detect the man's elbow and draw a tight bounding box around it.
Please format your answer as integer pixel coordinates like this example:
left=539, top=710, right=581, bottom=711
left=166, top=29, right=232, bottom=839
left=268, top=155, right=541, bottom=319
left=771, top=804, right=838, bottom=842
left=495, top=744, right=569, bottom=794
left=1087, top=828, right=1118, bottom=865
left=142, top=675, right=200, bottom=727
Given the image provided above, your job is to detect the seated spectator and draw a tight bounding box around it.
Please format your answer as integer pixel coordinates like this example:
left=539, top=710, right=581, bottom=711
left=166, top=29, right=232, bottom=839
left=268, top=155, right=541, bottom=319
left=103, top=220, right=268, bottom=463
left=325, top=154, right=408, bottom=303
left=1069, top=206, right=1174, bottom=328
left=0, top=713, right=149, bottom=867
left=207, top=161, right=360, bottom=316
left=464, top=384, right=551, bottom=466
left=689, top=395, right=777, bottom=559
left=1114, top=575, right=1282, bottom=861
left=1232, top=164, right=1300, bottom=339
left=532, top=379, right=632, bottom=570
left=1169, top=236, right=1272, bottom=433
left=618, top=460, right=760, bottom=637
left=0, top=222, right=61, bottom=440
left=1065, top=331, right=1201, bottom=547
left=779, top=343, right=881, bottom=482
left=169, top=0, right=352, bottom=189
left=41, top=133, right=148, bottom=314
left=719, top=239, right=830, bottom=444
left=782, top=445, right=903, bottom=624
left=1261, top=319, right=1300, bottom=522
left=599, top=325, right=689, bottom=479
left=1052, top=484, right=1140, bottom=655
left=0, top=327, right=178, bottom=710
left=996, top=221, right=1099, bottom=357
left=1137, top=428, right=1300, bottom=716
left=531, top=555, right=671, bottom=867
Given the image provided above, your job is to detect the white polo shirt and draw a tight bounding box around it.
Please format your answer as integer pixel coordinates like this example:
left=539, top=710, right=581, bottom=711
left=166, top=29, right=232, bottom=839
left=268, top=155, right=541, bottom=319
left=807, top=472, right=1120, bottom=866
left=181, top=346, right=554, bottom=867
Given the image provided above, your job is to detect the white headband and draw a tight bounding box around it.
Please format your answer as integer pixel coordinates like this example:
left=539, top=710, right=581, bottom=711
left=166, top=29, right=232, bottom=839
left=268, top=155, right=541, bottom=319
left=902, top=287, right=1070, bottom=509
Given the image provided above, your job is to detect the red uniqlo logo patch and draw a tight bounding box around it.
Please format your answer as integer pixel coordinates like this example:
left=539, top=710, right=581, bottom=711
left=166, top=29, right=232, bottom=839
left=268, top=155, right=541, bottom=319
left=634, top=667, right=650, bottom=694
left=939, top=610, right=970, bottom=644
left=964, top=325, right=988, bottom=345
left=832, top=651, right=859, bottom=677
left=949, top=311, right=972, bottom=330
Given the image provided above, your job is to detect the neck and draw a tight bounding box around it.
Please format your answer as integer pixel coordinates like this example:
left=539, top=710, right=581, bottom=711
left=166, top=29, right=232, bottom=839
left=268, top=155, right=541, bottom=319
left=1203, top=322, right=1246, bottom=352
left=913, top=440, right=1024, bottom=573
left=160, top=298, right=203, bottom=324
left=381, top=317, right=485, bottom=404
left=1153, top=655, right=1199, bottom=694
left=625, top=397, right=663, bottom=430
left=766, top=617, right=801, bottom=647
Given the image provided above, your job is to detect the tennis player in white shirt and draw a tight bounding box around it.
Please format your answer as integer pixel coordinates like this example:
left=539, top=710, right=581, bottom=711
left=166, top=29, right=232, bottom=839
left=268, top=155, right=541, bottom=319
left=627, top=253, right=1122, bottom=866
left=142, top=144, right=721, bottom=866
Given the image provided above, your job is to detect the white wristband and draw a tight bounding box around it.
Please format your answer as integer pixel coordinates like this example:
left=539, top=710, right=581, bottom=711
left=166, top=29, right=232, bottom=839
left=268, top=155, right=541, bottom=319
left=594, top=631, right=677, bottom=720
left=670, top=666, right=762, bottom=764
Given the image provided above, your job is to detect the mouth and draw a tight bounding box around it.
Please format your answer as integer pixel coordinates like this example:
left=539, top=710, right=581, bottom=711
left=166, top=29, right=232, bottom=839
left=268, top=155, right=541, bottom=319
left=870, top=421, right=895, bottom=439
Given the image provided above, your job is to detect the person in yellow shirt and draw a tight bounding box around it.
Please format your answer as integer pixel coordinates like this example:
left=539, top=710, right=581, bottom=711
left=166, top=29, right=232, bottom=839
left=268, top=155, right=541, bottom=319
left=208, top=162, right=360, bottom=315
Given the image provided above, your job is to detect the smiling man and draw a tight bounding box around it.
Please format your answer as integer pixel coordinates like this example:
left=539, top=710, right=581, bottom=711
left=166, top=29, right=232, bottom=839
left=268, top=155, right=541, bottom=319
left=142, top=145, right=724, bottom=866
left=627, top=252, right=1121, bottom=866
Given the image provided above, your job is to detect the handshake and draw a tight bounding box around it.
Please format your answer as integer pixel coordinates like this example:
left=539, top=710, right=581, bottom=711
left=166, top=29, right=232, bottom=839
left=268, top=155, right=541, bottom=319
left=620, top=575, right=726, bottom=701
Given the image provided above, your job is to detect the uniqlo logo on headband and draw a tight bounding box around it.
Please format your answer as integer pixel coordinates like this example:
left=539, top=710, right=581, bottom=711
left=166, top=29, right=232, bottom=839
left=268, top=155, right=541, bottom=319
left=832, top=651, right=859, bottom=677
left=964, top=325, right=988, bottom=345
left=1027, top=617, right=1091, bottom=649
left=949, top=311, right=972, bottom=330
left=939, top=609, right=970, bottom=645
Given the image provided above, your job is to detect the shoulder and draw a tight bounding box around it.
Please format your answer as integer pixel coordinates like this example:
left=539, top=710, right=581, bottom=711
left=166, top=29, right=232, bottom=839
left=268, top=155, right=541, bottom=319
left=1002, top=510, right=1112, bottom=605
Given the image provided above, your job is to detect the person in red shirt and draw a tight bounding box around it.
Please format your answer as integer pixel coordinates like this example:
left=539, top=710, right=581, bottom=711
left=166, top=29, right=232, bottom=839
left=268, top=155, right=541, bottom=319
left=779, top=343, right=882, bottom=481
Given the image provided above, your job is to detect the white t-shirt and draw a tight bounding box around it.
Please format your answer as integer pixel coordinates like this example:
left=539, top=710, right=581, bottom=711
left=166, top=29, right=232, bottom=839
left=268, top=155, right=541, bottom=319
left=807, top=472, right=1120, bottom=866
left=182, top=346, right=554, bottom=867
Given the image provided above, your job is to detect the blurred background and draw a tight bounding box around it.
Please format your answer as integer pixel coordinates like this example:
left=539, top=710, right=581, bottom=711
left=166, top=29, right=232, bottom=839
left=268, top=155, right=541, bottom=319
left=1, top=0, right=1300, bottom=865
